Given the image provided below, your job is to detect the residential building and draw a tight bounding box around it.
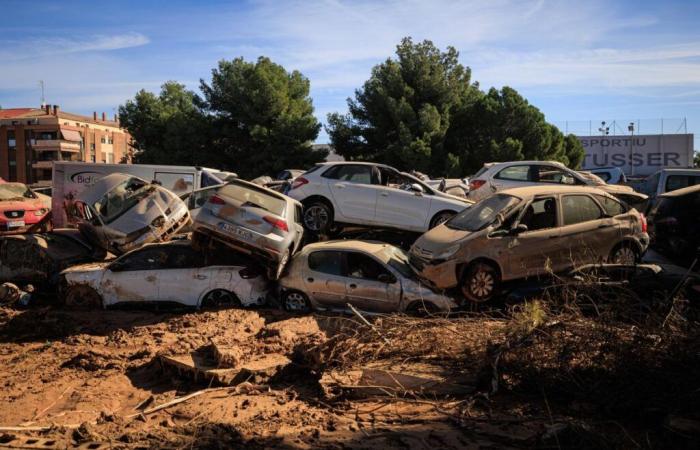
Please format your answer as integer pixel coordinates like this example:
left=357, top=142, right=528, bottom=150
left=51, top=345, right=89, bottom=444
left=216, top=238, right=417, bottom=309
left=0, top=105, right=133, bottom=185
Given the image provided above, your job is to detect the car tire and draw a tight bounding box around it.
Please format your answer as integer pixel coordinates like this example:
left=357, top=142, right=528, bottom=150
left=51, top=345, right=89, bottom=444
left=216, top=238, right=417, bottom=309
left=461, top=262, right=500, bottom=303
left=282, top=290, right=312, bottom=313
left=303, top=201, right=333, bottom=234
left=269, top=248, right=291, bottom=281
left=64, top=285, right=103, bottom=310
left=430, top=211, right=456, bottom=229
left=406, top=300, right=439, bottom=317
left=609, top=243, right=640, bottom=265
left=201, top=289, right=241, bottom=308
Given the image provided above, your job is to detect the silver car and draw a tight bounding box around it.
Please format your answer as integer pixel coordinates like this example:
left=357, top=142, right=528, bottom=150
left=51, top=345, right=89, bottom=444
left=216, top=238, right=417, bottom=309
left=278, top=240, right=458, bottom=314
left=70, top=173, right=190, bottom=254
left=191, top=179, right=304, bottom=280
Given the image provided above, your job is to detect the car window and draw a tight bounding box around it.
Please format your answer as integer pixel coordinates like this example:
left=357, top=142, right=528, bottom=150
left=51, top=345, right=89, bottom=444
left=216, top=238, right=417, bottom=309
left=346, top=252, right=391, bottom=281
left=519, top=197, right=557, bottom=231
left=665, top=175, right=700, bottom=192
left=472, top=166, right=490, bottom=179
left=562, top=195, right=604, bottom=226
left=295, top=205, right=303, bottom=224
left=323, top=165, right=373, bottom=184
left=93, top=177, right=152, bottom=224
left=447, top=194, right=520, bottom=231
left=190, top=186, right=218, bottom=209
left=308, top=251, right=344, bottom=276
left=594, top=171, right=611, bottom=182
left=164, top=246, right=204, bottom=269
left=537, top=166, right=577, bottom=185
left=495, top=165, right=530, bottom=181
left=595, top=195, right=626, bottom=216
left=114, top=247, right=169, bottom=271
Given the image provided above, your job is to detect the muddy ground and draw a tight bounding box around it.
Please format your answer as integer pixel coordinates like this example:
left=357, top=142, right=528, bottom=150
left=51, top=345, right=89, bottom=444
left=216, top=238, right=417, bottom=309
left=0, top=297, right=698, bottom=449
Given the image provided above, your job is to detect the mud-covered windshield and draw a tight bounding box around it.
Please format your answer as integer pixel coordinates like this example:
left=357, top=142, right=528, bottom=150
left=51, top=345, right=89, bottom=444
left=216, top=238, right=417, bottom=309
left=93, top=177, right=152, bottom=224
left=0, top=183, right=36, bottom=201
left=446, top=194, right=520, bottom=231
left=380, top=246, right=413, bottom=278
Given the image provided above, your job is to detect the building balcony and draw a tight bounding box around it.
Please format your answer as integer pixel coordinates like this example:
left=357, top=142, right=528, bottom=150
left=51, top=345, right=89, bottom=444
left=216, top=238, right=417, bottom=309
left=33, top=139, right=81, bottom=152
left=32, top=161, right=53, bottom=169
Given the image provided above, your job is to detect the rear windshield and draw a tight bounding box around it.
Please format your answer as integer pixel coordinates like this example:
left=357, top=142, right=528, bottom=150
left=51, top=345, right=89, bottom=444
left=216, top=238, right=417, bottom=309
left=471, top=166, right=490, bottom=179
left=0, top=183, right=36, bottom=201
left=220, top=183, right=286, bottom=216
left=446, top=194, right=520, bottom=231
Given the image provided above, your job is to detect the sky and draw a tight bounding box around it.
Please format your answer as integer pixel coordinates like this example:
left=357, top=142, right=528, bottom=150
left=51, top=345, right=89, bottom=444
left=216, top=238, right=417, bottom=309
left=1, top=0, right=700, bottom=147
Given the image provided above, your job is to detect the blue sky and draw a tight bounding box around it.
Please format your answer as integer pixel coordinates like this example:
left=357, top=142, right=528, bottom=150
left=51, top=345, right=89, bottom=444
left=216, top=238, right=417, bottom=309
left=2, top=0, right=700, bottom=147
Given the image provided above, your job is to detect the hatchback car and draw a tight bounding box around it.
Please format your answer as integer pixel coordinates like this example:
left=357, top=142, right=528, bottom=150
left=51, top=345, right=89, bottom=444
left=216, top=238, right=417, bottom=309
left=288, top=162, right=472, bottom=234
left=191, top=179, right=305, bottom=280
left=279, top=240, right=458, bottom=314
left=70, top=173, right=190, bottom=254
left=410, top=185, right=649, bottom=302
left=647, top=184, right=700, bottom=263
left=0, top=182, right=51, bottom=234
left=60, top=240, right=269, bottom=309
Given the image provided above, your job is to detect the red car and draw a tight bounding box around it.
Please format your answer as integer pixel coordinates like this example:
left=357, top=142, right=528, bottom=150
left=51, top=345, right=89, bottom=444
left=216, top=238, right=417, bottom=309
left=0, top=181, right=51, bottom=234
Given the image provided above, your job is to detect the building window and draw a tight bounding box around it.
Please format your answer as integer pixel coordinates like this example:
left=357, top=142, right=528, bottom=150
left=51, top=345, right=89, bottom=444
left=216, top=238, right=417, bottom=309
left=90, top=143, right=95, bottom=151
left=107, top=153, right=114, bottom=163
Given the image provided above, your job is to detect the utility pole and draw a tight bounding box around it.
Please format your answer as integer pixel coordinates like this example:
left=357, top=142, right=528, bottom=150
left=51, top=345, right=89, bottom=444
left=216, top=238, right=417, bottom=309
left=628, top=122, right=635, bottom=177
left=39, top=80, right=45, bottom=108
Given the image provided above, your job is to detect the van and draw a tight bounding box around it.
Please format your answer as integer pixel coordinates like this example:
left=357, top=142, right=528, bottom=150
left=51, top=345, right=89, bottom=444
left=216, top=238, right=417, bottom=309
left=639, top=168, right=700, bottom=200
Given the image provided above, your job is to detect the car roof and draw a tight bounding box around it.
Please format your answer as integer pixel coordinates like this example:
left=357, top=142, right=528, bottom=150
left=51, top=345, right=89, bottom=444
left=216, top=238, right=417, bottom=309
left=499, top=185, right=610, bottom=198
left=315, top=161, right=393, bottom=169
left=486, top=160, right=568, bottom=168
left=77, top=173, right=144, bottom=204
left=301, top=239, right=395, bottom=256
left=659, top=184, right=700, bottom=198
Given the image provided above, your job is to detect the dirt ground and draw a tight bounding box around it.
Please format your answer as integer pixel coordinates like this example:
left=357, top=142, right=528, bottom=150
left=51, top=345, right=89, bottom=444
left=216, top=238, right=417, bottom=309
left=0, top=297, right=698, bottom=449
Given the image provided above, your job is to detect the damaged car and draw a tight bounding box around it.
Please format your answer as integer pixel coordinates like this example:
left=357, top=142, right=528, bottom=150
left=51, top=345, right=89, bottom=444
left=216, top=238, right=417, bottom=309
left=192, top=179, right=304, bottom=280
left=279, top=240, right=458, bottom=314
left=0, top=181, right=51, bottom=234
left=647, top=184, right=700, bottom=263
left=69, top=173, right=191, bottom=254
left=60, top=240, right=269, bottom=309
left=410, top=186, right=649, bottom=303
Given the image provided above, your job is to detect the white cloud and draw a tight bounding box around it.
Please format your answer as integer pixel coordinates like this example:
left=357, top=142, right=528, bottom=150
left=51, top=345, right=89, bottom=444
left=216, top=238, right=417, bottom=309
left=0, top=32, right=150, bottom=61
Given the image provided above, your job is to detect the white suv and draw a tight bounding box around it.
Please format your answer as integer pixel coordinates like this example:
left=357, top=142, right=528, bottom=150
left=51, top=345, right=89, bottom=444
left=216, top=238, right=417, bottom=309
left=287, top=162, right=472, bottom=233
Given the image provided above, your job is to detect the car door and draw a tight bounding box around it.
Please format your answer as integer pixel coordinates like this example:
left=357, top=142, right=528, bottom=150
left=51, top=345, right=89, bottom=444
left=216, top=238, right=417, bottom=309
left=505, top=196, right=565, bottom=279
left=303, top=250, right=348, bottom=308
left=559, top=194, right=617, bottom=267
left=324, top=165, right=380, bottom=222
left=489, top=165, right=536, bottom=194
left=156, top=245, right=213, bottom=307
left=375, top=171, right=432, bottom=230
left=344, top=251, right=401, bottom=312
left=99, top=247, right=167, bottom=305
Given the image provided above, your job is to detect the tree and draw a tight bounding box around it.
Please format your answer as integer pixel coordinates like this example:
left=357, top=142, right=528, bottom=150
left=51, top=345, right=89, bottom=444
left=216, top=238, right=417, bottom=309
left=694, top=151, right=699, bottom=167
left=327, top=38, right=584, bottom=176
left=199, top=57, right=325, bottom=178
left=118, top=82, right=209, bottom=166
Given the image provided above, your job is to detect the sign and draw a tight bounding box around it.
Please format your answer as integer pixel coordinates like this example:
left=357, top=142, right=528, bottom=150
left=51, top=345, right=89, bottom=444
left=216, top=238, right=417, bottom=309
left=579, top=134, right=694, bottom=177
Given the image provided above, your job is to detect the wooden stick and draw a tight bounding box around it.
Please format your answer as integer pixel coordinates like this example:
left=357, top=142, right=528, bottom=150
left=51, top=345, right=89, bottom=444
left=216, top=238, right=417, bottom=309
left=347, top=303, right=391, bottom=344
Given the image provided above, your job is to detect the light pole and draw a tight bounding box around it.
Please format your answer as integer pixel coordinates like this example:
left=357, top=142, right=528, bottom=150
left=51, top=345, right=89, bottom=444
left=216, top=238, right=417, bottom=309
left=628, top=122, right=635, bottom=177
left=598, top=121, right=610, bottom=136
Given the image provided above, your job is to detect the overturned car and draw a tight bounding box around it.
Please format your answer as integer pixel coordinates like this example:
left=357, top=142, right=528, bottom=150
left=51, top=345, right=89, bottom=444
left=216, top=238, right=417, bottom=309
left=69, top=173, right=190, bottom=254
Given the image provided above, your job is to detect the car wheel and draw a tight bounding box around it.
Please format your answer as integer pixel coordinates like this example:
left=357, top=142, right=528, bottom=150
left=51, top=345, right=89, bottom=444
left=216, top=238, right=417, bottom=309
left=609, top=244, right=639, bottom=265
left=461, top=262, right=500, bottom=303
left=282, top=290, right=311, bottom=313
left=201, top=289, right=241, bottom=308
left=406, top=301, right=439, bottom=317
left=430, top=211, right=456, bottom=229
left=303, top=201, right=333, bottom=233
left=64, top=285, right=103, bottom=310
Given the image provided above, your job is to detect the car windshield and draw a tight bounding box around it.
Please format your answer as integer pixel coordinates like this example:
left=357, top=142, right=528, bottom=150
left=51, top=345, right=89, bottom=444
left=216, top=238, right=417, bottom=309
left=0, top=183, right=36, bottom=201
left=379, top=246, right=414, bottom=278
left=446, top=194, right=520, bottom=231
left=93, top=177, right=153, bottom=224
left=219, top=182, right=286, bottom=216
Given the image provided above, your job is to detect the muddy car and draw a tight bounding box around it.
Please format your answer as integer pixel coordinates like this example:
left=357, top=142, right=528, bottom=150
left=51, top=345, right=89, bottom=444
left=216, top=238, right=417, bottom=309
left=647, top=184, right=700, bottom=263
left=410, top=185, right=649, bottom=303
left=0, top=181, right=51, bottom=234
left=0, top=229, right=109, bottom=293
left=192, top=179, right=304, bottom=280
left=60, top=240, right=269, bottom=309
left=279, top=240, right=458, bottom=314
left=69, top=173, right=190, bottom=254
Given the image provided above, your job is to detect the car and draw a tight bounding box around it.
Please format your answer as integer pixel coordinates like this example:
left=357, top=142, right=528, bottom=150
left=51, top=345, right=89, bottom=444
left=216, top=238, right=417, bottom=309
left=638, top=168, right=700, bottom=200
left=287, top=162, right=472, bottom=234
left=69, top=173, right=191, bottom=255
left=278, top=240, right=458, bottom=314
left=647, top=184, right=700, bottom=263
left=0, top=181, right=51, bottom=234
left=60, top=240, right=269, bottom=309
left=588, top=167, right=627, bottom=185
left=276, top=169, right=305, bottom=181
left=0, top=229, right=110, bottom=293
left=467, top=160, right=648, bottom=206
left=410, top=185, right=649, bottom=303
left=191, top=179, right=305, bottom=280
left=578, top=171, right=648, bottom=211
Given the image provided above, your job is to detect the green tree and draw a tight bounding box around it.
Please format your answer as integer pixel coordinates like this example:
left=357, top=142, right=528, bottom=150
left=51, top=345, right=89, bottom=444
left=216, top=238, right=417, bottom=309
left=199, top=57, right=325, bottom=178
left=118, top=81, right=209, bottom=165
left=327, top=38, right=584, bottom=176
left=694, top=151, right=699, bottom=167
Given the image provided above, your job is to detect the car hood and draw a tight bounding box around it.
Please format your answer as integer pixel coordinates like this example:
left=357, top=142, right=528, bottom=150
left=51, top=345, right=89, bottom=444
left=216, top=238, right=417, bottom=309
left=107, top=187, right=184, bottom=234
left=0, top=198, right=45, bottom=211
left=598, top=184, right=644, bottom=196
left=432, top=190, right=473, bottom=205
left=401, top=276, right=459, bottom=310
left=61, top=261, right=110, bottom=275
left=412, top=222, right=475, bottom=254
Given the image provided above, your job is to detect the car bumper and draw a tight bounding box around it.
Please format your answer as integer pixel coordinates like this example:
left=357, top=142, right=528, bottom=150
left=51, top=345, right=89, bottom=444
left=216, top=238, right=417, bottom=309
left=193, top=219, right=289, bottom=264
left=409, top=254, right=460, bottom=290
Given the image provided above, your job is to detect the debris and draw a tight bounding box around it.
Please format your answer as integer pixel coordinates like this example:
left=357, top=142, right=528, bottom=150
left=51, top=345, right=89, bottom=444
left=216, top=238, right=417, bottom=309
left=347, top=303, right=390, bottom=344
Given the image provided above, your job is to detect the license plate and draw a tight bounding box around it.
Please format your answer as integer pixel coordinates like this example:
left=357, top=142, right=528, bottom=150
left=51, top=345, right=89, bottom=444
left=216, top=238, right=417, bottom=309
left=218, top=223, right=253, bottom=241
left=8, top=220, right=25, bottom=228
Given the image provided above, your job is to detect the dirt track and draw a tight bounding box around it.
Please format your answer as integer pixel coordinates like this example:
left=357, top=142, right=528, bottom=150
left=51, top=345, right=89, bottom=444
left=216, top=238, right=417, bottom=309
left=0, top=303, right=698, bottom=449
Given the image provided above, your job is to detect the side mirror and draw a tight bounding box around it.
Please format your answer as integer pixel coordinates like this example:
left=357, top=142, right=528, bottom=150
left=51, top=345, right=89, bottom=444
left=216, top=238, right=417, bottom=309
left=378, top=273, right=396, bottom=284
left=410, top=183, right=424, bottom=195
left=511, top=224, right=528, bottom=235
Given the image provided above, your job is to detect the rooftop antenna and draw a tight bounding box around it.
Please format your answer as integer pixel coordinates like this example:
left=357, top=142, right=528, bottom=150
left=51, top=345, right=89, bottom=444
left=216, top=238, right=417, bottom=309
left=39, top=80, right=45, bottom=108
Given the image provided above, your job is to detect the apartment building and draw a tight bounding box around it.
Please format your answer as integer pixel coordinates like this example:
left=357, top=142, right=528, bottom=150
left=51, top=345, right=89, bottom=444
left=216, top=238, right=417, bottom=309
left=0, top=105, right=133, bottom=185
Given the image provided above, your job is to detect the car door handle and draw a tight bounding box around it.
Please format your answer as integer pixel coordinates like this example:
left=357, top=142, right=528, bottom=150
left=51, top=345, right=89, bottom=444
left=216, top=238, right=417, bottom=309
left=334, top=183, right=345, bottom=189
left=307, top=277, right=314, bottom=282
left=194, top=274, right=207, bottom=280
left=349, top=283, right=357, bottom=289
left=380, top=192, right=389, bottom=197
left=145, top=275, right=157, bottom=282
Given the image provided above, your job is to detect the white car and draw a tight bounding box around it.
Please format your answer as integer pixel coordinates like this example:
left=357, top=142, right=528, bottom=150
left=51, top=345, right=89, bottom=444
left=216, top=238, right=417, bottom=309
left=60, top=241, right=269, bottom=309
left=588, top=167, right=627, bottom=185
left=287, top=162, right=472, bottom=234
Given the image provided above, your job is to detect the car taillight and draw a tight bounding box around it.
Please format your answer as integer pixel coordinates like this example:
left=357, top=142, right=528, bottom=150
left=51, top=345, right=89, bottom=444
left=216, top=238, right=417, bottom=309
left=640, top=213, right=648, bottom=233
left=264, top=216, right=289, bottom=232
left=209, top=195, right=225, bottom=205
left=469, top=179, right=485, bottom=190
left=291, top=177, right=308, bottom=190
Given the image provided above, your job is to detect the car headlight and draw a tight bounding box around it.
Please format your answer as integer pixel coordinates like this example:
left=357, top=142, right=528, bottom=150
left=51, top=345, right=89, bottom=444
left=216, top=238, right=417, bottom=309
left=34, top=208, right=48, bottom=216
left=435, top=244, right=460, bottom=260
